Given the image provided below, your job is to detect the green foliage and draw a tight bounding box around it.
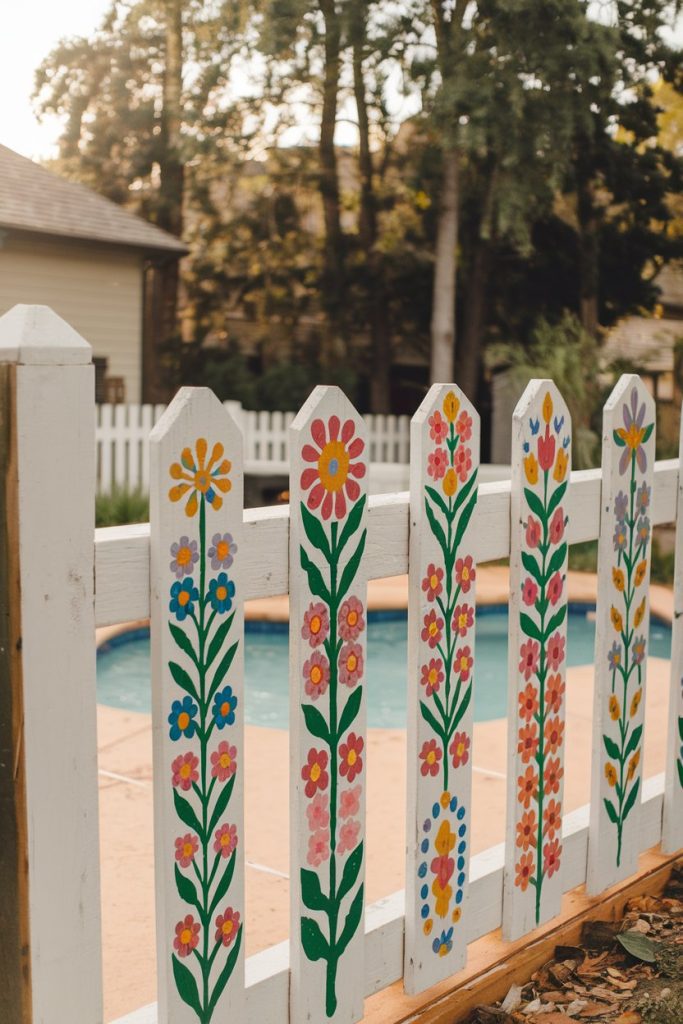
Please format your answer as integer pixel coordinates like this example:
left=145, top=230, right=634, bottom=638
left=95, top=487, right=149, bottom=527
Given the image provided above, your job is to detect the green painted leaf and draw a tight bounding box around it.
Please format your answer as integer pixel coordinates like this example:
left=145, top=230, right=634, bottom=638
left=453, top=467, right=478, bottom=517
left=449, top=683, right=472, bottom=734
left=678, top=758, right=683, bottom=788
left=300, top=546, right=331, bottom=604
left=613, top=429, right=626, bottom=447
left=338, top=687, right=362, bottom=738
left=169, top=622, right=198, bottom=666
left=337, top=883, right=364, bottom=956
left=301, top=502, right=332, bottom=560
left=301, top=917, right=329, bottom=962
left=300, top=869, right=330, bottom=912
left=602, top=734, right=621, bottom=760
left=208, top=772, right=236, bottom=836
left=547, top=480, right=567, bottom=517
left=425, top=485, right=449, bottom=518
left=622, top=776, right=640, bottom=821
left=175, top=863, right=201, bottom=912
left=172, top=954, right=202, bottom=1017
left=419, top=699, right=446, bottom=741
left=337, top=530, right=367, bottom=602
left=424, top=498, right=448, bottom=556
left=624, top=725, right=643, bottom=759
left=604, top=797, right=619, bottom=824
left=302, top=703, right=331, bottom=744
left=337, top=841, right=363, bottom=904
left=521, top=551, right=542, bottom=585
left=174, top=788, right=203, bottom=838
left=545, top=605, right=567, bottom=637
left=520, top=613, right=542, bottom=642
left=206, top=613, right=235, bottom=670
left=642, top=423, right=654, bottom=444
left=208, top=924, right=242, bottom=1016
left=546, top=542, right=567, bottom=579
left=453, top=492, right=478, bottom=550
left=677, top=716, right=683, bottom=743
left=209, top=641, right=239, bottom=702
left=617, top=929, right=655, bottom=962
left=524, top=488, right=546, bottom=522
left=338, top=495, right=366, bottom=554
left=209, top=849, right=236, bottom=917
left=168, top=661, right=198, bottom=700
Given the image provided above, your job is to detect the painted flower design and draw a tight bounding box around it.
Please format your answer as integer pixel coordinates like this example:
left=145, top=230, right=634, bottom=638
left=174, top=915, right=200, bottom=957
left=213, top=823, right=238, bottom=859
left=422, top=564, right=444, bottom=602
left=302, top=748, right=329, bottom=797
left=428, top=448, right=448, bottom=480
left=307, top=829, right=331, bottom=867
left=338, top=596, right=365, bottom=640
left=419, top=738, right=442, bottom=777
left=210, top=741, right=237, bottom=782
left=214, top=908, right=240, bottom=947
left=170, top=536, right=198, bottom=578
left=421, top=609, right=444, bottom=648
left=518, top=766, right=539, bottom=808
left=454, top=646, right=473, bottom=681
left=456, top=410, right=472, bottom=441
left=172, top=752, right=199, bottom=791
left=421, top=658, right=444, bottom=697
left=302, top=602, right=330, bottom=648
left=546, top=632, right=565, bottom=671
left=454, top=445, right=471, bottom=482
left=208, top=532, right=237, bottom=571
left=543, top=838, right=562, bottom=878
left=170, top=578, right=199, bottom=621
left=543, top=799, right=561, bottom=837
left=455, top=556, right=475, bottom=593
left=515, top=853, right=534, bottom=892
left=175, top=833, right=199, bottom=868
left=169, top=438, right=232, bottom=517
left=429, top=410, right=449, bottom=443
left=615, top=387, right=648, bottom=474
left=547, top=572, right=563, bottom=606
left=338, top=819, right=361, bottom=855
left=545, top=675, right=564, bottom=714
left=518, top=723, right=539, bottom=764
left=339, top=643, right=363, bottom=688
left=449, top=731, right=470, bottom=768
left=519, top=639, right=540, bottom=682
left=432, top=928, right=454, bottom=957
left=168, top=696, right=198, bottom=740
left=519, top=683, right=540, bottom=722
left=339, top=786, right=361, bottom=819
left=207, top=573, right=235, bottom=614
left=526, top=517, right=541, bottom=549
left=212, top=686, right=238, bottom=728
left=303, top=651, right=331, bottom=700
left=452, top=603, right=473, bottom=637
left=522, top=579, right=538, bottom=606
left=300, top=415, right=366, bottom=520
left=339, top=733, right=364, bottom=782
left=516, top=810, right=537, bottom=851
left=306, top=793, right=330, bottom=831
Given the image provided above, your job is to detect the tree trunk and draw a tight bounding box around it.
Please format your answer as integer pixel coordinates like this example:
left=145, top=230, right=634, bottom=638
left=431, top=150, right=459, bottom=383
left=319, top=0, right=345, bottom=355
left=577, top=177, right=600, bottom=338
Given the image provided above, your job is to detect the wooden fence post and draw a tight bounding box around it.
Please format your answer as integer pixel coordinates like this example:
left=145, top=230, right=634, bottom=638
left=0, top=304, right=102, bottom=1022
left=662, top=405, right=683, bottom=852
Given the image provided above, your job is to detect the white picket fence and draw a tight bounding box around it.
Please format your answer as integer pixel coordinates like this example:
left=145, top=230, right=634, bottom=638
left=2, top=304, right=683, bottom=1024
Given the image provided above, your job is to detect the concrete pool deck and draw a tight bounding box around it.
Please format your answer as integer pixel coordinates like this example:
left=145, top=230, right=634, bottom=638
left=96, top=568, right=676, bottom=1021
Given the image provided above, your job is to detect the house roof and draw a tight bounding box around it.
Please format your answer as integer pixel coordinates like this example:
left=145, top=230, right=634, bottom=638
left=0, top=145, right=187, bottom=256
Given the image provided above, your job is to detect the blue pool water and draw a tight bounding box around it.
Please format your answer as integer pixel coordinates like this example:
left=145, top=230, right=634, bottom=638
left=97, top=605, right=672, bottom=729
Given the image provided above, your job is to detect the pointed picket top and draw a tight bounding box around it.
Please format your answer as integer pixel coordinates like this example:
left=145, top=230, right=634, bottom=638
left=502, top=380, right=571, bottom=941
left=587, top=374, right=655, bottom=894
left=404, top=383, right=480, bottom=992
left=149, top=386, right=245, bottom=1023
left=662, top=405, right=683, bottom=853
left=289, top=386, right=369, bottom=1024
left=0, top=304, right=91, bottom=364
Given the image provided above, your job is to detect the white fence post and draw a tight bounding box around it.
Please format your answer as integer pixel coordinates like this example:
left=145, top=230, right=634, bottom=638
left=662, top=405, right=683, bottom=852
left=0, top=304, right=102, bottom=1022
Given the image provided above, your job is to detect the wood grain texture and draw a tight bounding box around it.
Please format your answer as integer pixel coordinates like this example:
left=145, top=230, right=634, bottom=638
left=662, top=406, right=683, bottom=852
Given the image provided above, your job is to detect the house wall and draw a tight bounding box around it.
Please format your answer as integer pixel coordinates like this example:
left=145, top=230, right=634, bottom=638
left=0, top=232, right=143, bottom=401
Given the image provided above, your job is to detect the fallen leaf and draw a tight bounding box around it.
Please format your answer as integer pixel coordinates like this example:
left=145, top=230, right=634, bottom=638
left=579, top=1003, right=619, bottom=1017
left=500, top=984, right=523, bottom=1013
left=529, top=1015, right=572, bottom=1024
left=616, top=931, right=656, bottom=963
left=614, top=1014, right=642, bottom=1024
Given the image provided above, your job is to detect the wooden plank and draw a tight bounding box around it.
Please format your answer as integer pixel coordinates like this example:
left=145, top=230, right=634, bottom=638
left=588, top=375, right=656, bottom=894
left=503, top=381, right=571, bottom=939
left=289, top=386, right=369, bottom=1023
left=150, top=387, right=245, bottom=1022
left=662, top=405, right=683, bottom=852
left=405, top=384, right=480, bottom=991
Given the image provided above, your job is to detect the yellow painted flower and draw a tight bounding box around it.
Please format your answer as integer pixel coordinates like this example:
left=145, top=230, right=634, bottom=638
left=604, top=763, right=617, bottom=787
left=630, top=688, right=642, bottom=717
left=443, top=391, right=460, bottom=423
left=169, top=439, right=231, bottom=517
left=612, top=568, right=625, bottom=592
left=634, top=597, right=646, bottom=628
left=610, top=606, right=623, bottom=633
left=443, top=467, right=458, bottom=497
left=543, top=391, right=553, bottom=424
left=423, top=919, right=433, bottom=936
left=634, top=560, right=647, bottom=587
left=627, top=748, right=641, bottom=781
left=432, top=879, right=453, bottom=919
left=434, top=819, right=456, bottom=856
left=553, top=448, right=568, bottom=482
left=452, top=907, right=461, bottom=924
left=609, top=695, right=621, bottom=721
left=524, top=453, right=539, bottom=485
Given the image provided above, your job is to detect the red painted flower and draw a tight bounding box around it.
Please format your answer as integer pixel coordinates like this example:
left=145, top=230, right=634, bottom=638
left=427, top=448, right=448, bottom=480
left=338, top=819, right=361, bottom=855
left=419, top=739, right=442, bottom=777
left=519, top=639, right=540, bottom=681
left=307, top=828, right=331, bottom=867
left=515, top=852, right=534, bottom=891
left=516, top=810, right=537, bottom=851
left=547, top=632, right=565, bottom=671
left=300, top=416, right=365, bottom=520
left=302, top=602, right=330, bottom=647
left=422, top=563, right=444, bottom=601
left=518, top=683, right=539, bottom=722
left=545, top=674, right=565, bottom=714
left=449, top=731, right=470, bottom=768
left=431, top=851, right=455, bottom=891
left=537, top=426, right=556, bottom=472
left=174, top=914, right=200, bottom=957
left=302, top=748, right=329, bottom=797
left=522, top=578, right=538, bottom=606
left=544, top=716, right=564, bottom=755
left=339, top=785, right=361, bottom=819
left=455, top=555, right=475, bottom=593
left=175, top=833, right=199, bottom=869
left=210, top=741, right=237, bottom=782
left=420, top=658, right=444, bottom=697
left=549, top=507, right=565, bottom=544
left=306, top=793, right=330, bottom=831
left=455, top=645, right=473, bottom=681
left=421, top=609, right=444, bottom=648
left=456, top=410, right=472, bottom=441
left=338, top=596, right=365, bottom=640
left=213, top=823, right=238, bottom=859
left=339, top=642, right=363, bottom=688
left=303, top=651, right=330, bottom=700
left=172, top=752, right=199, bottom=791
left=454, top=445, right=472, bottom=482
left=517, top=723, right=539, bottom=764
left=214, top=907, right=240, bottom=947
left=543, top=798, right=562, bottom=838
left=429, top=410, right=449, bottom=444
left=339, top=733, right=364, bottom=783
left=547, top=571, right=563, bottom=606
left=543, top=838, right=562, bottom=878
left=452, top=603, right=474, bottom=637
left=518, top=766, right=539, bottom=808
left=526, top=516, right=541, bottom=549
left=543, top=757, right=563, bottom=795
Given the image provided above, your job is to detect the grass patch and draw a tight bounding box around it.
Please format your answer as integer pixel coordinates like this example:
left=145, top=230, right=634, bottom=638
left=96, top=487, right=149, bottom=527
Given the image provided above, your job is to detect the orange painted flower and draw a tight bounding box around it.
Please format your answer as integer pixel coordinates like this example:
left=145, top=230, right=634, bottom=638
left=604, top=762, right=617, bottom=787
left=515, top=852, right=534, bottom=891
left=517, top=723, right=539, bottom=764
left=519, top=683, right=540, bottom=722
left=627, top=748, right=641, bottom=781
left=543, top=798, right=562, bottom=838
left=612, top=567, right=625, bottom=592
left=543, top=838, right=562, bottom=878
left=516, top=810, right=537, bottom=851
left=543, top=716, right=564, bottom=755
left=634, top=560, right=648, bottom=587
left=542, top=392, right=553, bottom=424
left=630, top=688, right=642, bottom=717
left=545, top=674, right=565, bottom=714
left=300, top=415, right=365, bottom=520
left=524, top=453, right=539, bottom=485
left=610, top=606, right=623, bottom=633
left=609, top=695, right=621, bottom=721
left=169, top=439, right=231, bottom=517
left=443, top=391, right=460, bottom=423
left=634, top=597, right=646, bottom=628
left=518, top=766, right=539, bottom=808
left=554, top=449, right=568, bottom=483
left=443, top=467, right=458, bottom=497
left=543, top=757, right=563, bottom=795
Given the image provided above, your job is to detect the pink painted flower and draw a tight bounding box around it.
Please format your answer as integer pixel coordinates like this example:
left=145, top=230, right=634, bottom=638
left=525, top=516, right=541, bottom=549
left=427, top=448, right=448, bottom=480
left=549, top=507, right=565, bottom=544
left=307, top=828, right=330, bottom=867
left=547, top=571, right=563, bottom=606
left=547, top=632, right=565, bottom=671
left=537, top=427, right=556, bottom=472
left=429, top=410, right=449, bottom=444
left=339, top=642, right=363, bottom=688
left=302, top=748, right=329, bottom=797
left=543, top=838, right=562, bottom=878
left=175, top=833, right=199, bottom=869
left=419, top=739, right=442, bottom=777
left=338, top=819, right=361, bottom=855
left=449, top=731, right=470, bottom=768
left=174, top=915, right=200, bottom=957
left=339, top=785, right=361, bottom=819
left=454, top=645, right=473, bottom=681
left=172, top=752, right=199, bottom=791
left=454, top=445, right=472, bottom=482
left=518, top=683, right=539, bottom=721
left=306, top=793, right=330, bottom=831
left=456, top=410, right=473, bottom=442
left=422, top=563, right=444, bottom=601
left=303, top=650, right=330, bottom=700
left=339, top=733, right=364, bottom=783
left=455, top=555, right=475, bottom=593
left=421, top=609, right=444, bottom=648
left=214, top=907, right=240, bottom=947
left=300, top=416, right=365, bottom=520
left=519, top=639, right=540, bottom=681
left=420, top=658, right=444, bottom=696
left=302, top=602, right=330, bottom=647
left=338, top=596, right=365, bottom=640
left=213, top=823, right=238, bottom=859
left=210, top=741, right=237, bottom=782
left=452, top=603, right=473, bottom=637
left=522, top=578, right=538, bottom=606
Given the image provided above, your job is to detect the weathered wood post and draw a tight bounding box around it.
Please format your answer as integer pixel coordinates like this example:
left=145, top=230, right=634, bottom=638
left=0, top=305, right=102, bottom=1022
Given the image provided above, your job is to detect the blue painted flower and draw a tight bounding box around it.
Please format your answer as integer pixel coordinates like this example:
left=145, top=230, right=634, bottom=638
left=170, top=578, right=199, bottom=621
left=607, top=641, right=622, bottom=671
left=432, top=928, right=454, bottom=957
left=523, top=441, right=530, bottom=454
left=168, top=696, right=198, bottom=740
left=529, top=417, right=540, bottom=436
left=208, top=572, right=235, bottom=614
left=554, top=415, right=565, bottom=434
left=213, top=686, right=238, bottom=728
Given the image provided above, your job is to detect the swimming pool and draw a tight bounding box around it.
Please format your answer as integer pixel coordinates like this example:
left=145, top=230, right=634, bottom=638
left=97, top=605, right=672, bottom=728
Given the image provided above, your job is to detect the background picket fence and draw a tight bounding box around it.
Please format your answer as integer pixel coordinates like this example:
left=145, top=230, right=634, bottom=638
left=1, top=305, right=682, bottom=1024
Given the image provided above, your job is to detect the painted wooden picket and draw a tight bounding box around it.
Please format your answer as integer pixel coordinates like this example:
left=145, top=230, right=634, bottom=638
left=662, top=412, right=683, bottom=852
left=289, top=386, right=369, bottom=1024
left=404, top=384, right=480, bottom=991
left=502, top=382, right=571, bottom=939
left=587, top=375, right=656, bottom=894
left=150, top=388, right=245, bottom=1023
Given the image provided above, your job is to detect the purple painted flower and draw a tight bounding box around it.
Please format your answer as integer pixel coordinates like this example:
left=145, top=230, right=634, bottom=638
left=608, top=641, right=622, bottom=671
left=613, top=522, right=628, bottom=553
left=614, top=491, right=628, bottom=523
left=632, top=635, right=646, bottom=665
left=170, top=536, right=198, bottom=578
left=637, top=483, right=651, bottom=515
left=615, top=388, right=648, bottom=475
left=636, top=516, right=650, bottom=547
left=208, top=532, right=237, bottom=571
